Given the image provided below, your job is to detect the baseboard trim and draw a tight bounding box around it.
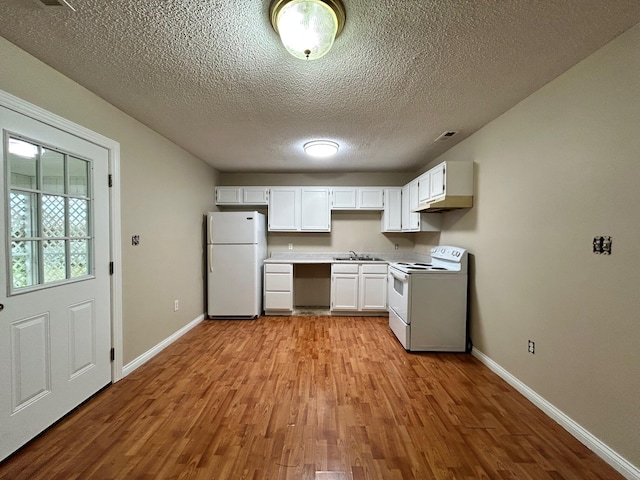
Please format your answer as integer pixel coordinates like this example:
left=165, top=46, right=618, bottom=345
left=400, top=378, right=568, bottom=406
left=122, top=314, right=205, bottom=377
left=471, top=348, right=639, bottom=480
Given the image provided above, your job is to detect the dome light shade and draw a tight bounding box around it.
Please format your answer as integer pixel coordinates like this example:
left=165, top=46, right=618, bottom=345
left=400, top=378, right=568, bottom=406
left=270, top=0, right=345, bottom=60
left=304, top=140, right=339, bottom=158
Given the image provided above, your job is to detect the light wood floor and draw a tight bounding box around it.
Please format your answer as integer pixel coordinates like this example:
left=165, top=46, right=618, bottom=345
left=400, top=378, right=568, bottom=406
left=0, top=316, right=622, bottom=480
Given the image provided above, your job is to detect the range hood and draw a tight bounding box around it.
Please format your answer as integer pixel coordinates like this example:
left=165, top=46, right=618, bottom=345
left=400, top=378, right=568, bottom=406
left=413, top=195, right=473, bottom=213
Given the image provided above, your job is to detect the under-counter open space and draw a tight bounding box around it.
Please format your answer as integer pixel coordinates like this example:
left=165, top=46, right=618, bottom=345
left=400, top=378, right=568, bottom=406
left=292, top=263, right=331, bottom=312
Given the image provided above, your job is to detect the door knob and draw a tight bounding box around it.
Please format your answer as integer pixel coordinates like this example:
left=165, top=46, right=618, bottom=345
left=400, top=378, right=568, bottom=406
left=0, top=304, right=4, bottom=311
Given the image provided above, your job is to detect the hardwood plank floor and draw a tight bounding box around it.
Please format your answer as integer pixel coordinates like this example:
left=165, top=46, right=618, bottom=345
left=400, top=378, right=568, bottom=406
left=0, top=316, right=623, bottom=480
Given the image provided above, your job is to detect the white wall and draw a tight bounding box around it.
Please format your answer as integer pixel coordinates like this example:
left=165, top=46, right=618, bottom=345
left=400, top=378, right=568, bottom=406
left=416, top=24, right=640, bottom=468
left=0, top=37, right=220, bottom=365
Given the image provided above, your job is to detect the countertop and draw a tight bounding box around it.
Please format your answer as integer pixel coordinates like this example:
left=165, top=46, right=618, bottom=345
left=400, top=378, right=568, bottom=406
left=263, top=252, right=431, bottom=264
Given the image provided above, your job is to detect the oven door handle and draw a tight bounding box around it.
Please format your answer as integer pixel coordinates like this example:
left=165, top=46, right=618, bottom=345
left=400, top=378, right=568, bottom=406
left=390, top=269, right=407, bottom=282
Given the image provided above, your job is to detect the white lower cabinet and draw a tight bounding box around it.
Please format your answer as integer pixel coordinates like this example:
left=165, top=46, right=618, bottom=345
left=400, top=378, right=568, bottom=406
left=264, top=263, right=293, bottom=314
left=331, top=263, right=388, bottom=314
left=331, top=264, right=359, bottom=311
left=360, top=265, right=388, bottom=310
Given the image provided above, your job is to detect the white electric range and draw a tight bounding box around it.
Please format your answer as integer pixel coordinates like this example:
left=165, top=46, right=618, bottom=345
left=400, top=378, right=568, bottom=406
left=388, top=246, right=469, bottom=352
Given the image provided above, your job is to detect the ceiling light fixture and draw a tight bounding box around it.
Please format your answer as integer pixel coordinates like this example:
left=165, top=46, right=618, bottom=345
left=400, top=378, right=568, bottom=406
left=270, top=0, right=346, bottom=60
left=304, top=140, right=339, bottom=158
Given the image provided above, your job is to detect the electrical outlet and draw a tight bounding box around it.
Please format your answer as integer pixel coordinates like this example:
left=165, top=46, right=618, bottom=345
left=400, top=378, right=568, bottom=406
left=288, top=243, right=293, bottom=250
left=528, top=340, right=535, bottom=354
left=132, top=235, right=140, bottom=246
left=394, top=243, right=399, bottom=250
left=174, top=300, right=179, bottom=311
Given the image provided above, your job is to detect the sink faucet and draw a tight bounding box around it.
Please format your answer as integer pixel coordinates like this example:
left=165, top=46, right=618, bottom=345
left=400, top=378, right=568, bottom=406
left=349, top=250, right=357, bottom=258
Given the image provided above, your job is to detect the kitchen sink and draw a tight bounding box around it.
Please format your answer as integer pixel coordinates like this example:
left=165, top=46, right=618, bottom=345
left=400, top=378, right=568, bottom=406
left=333, top=256, right=385, bottom=262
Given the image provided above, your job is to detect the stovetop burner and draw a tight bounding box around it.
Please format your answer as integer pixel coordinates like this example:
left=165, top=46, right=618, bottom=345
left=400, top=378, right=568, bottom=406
left=391, top=262, right=452, bottom=273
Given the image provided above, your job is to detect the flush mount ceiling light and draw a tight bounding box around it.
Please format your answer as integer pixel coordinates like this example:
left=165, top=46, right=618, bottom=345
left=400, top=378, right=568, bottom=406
left=304, top=140, right=339, bottom=158
left=270, top=0, right=346, bottom=60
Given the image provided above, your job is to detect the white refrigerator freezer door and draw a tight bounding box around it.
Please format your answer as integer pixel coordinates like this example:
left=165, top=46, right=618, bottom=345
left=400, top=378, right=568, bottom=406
left=208, top=211, right=263, bottom=244
left=208, top=244, right=261, bottom=317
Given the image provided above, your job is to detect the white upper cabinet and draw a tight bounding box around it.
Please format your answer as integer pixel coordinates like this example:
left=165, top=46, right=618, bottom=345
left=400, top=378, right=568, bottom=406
left=417, top=171, right=431, bottom=205
left=415, top=161, right=474, bottom=211
left=381, top=188, right=402, bottom=232
left=300, top=187, right=331, bottom=232
left=331, top=187, right=385, bottom=210
left=331, top=187, right=357, bottom=209
left=268, top=187, right=331, bottom=232
left=429, top=163, right=446, bottom=199
left=268, top=187, right=299, bottom=231
left=358, top=188, right=384, bottom=209
left=215, top=186, right=269, bottom=205
left=401, top=179, right=441, bottom=232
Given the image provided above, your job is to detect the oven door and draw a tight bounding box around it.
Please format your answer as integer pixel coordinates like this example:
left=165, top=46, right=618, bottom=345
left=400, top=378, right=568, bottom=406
left=388, top=267, right=409, bottom=323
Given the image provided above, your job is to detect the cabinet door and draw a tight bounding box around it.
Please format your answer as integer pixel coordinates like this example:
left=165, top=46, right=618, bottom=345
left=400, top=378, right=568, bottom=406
left=264, top=291, right=293, bottom=311
left=268, top=187, right=299, bottom=231
left=331, top=187, right=357, bottom=209
left=429, top=163, right=446, bottom=199
left=382, top=188, right=402, bottom=232
left=300, top=187, right=331, bottom=232
left=408, top=179, right=420, bottom=230
left=215, top=187, right=242, bottom=205
left=359, top=274, right=388, bottom=310
left=417, top=172, right=430, bottom=204
left=401, top=184, right=411, bottom=232
left=358, top=188, right=384, bottom=210
left=243, top=187, right=269, bottom=205
left=331, top=274, right=359, bottom=311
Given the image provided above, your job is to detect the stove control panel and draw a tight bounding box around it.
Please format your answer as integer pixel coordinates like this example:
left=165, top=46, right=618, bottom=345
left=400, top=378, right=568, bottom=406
left=430, top=246, right=467, bottom=263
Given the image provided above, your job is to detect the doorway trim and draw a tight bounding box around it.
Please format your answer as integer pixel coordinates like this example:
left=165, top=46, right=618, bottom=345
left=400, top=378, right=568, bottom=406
left=0, top=89, right=123, bottom=382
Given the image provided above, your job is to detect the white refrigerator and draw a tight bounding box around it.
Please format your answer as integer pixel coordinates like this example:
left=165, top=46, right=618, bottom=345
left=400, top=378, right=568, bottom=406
left=207, top=211, right=267, bottom=318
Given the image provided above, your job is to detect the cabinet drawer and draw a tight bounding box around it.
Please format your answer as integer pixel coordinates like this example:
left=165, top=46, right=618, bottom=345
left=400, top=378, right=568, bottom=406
left=332, top=264, right=359, bottom=274
left=265, top=273, right=292, bottom=291
left=264, top=291, right=292, bottom=310
left=361, top=264, right=388, bottom=274
left=265, top=263, right=293, bottom=274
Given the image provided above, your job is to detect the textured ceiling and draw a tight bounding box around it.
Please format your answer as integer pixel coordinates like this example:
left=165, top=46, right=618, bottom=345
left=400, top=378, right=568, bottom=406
left=1, top=1, right=639, bottom=173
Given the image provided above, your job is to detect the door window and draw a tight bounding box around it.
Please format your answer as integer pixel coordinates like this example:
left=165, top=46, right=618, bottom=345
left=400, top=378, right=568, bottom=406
left=7, top=136, right=93, bottom=293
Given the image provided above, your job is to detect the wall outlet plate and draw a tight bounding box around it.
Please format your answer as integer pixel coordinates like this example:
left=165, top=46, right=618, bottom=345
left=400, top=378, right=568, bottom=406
left=528, top=340, right=535, bottom=354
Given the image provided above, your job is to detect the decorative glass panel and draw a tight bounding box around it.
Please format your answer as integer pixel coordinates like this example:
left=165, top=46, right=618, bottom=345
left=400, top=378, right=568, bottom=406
left=9, top=139, right=38, bottom=189
left=43, top=239, right=67, bottom=283
left=11, top=241, right=38, bottom=288
left=42, top=149, right=65, bottom=194
left=42, top=195, right=66, bottom=238
left=68, top=198, right=89, bottom=237
left=70, top=240, right=89, bottom=278
left=68, top=157, right=88, bottom=196
left=10, top=191, right=38, bottom=238
left=6, top=137, right=94, bottom=292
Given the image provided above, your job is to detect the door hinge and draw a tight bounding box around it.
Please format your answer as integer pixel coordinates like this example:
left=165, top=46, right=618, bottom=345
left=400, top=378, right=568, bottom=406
left=110, top=348, right=115, bottom=362
left=109, top=262, right=114, bottom=275
left=108, top=174, right=113, bottom=188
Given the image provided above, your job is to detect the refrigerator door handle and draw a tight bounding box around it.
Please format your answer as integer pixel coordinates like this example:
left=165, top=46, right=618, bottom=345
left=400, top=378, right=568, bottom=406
left=208, top=245, right=213, bottom=273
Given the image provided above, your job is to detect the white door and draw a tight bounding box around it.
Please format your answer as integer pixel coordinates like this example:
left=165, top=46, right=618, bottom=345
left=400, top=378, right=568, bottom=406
left=0, top=107, right=111, bottom=461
